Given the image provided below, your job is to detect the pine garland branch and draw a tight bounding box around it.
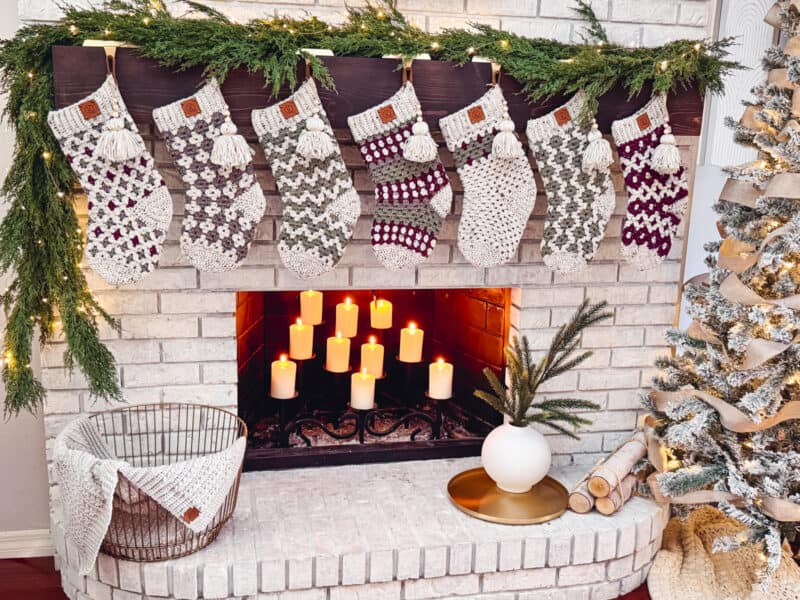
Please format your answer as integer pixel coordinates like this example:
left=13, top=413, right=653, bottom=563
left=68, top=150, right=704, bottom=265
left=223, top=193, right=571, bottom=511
left=573, top=0, right=610, bottom=45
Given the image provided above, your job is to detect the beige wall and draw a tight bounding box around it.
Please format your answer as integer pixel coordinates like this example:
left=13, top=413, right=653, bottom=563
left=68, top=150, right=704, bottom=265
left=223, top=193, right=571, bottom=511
left=0, top=0, right=51, bottom=534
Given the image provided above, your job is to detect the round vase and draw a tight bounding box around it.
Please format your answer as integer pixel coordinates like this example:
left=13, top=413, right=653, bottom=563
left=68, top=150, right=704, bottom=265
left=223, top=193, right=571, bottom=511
left=481, top=423, right=552, bottom=494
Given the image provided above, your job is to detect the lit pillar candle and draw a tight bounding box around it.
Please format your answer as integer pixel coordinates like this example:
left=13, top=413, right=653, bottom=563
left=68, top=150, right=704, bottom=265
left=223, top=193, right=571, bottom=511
left=300, top=290, right=323, bottom=325
left=361, top=335, right=385, bottom=377
left=270, top=354, right=297, bottom=399
left=326, top=331, right=350, bottom=373
left=351, top=367, right=376, bottom=410
left=289, top=318, right=313, bottom=360
left=336, top=297, right=359, bottom=338
left=429, top=357, right=453, bottom=399
left=370, top=298, right=393, bottom=329
left=399, top=321, right=424, bottom=363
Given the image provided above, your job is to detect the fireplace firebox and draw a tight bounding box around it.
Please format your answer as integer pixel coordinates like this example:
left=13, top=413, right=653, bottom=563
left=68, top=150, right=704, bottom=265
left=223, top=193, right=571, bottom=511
left=237, top=288, right=511, bottom=470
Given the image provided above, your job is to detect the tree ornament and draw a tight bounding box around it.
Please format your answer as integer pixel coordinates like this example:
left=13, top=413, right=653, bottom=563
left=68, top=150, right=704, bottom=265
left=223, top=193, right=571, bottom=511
left=651, top=120, right=681, bottom=174
left=253, top=78, right=359, bottom=279
left=349, top=82, right=451, bottom=271
left=96, top=112, right=145, bottom=162
left=402, top=114, right=438, bottom=162
left=153, top=78, right=265, bottom=272
left=296, top=111, right=336, bottom=160
left=582, top=118, right=613, bottom=172
left=210, top=111, right=252, bottom=168
left=440, top=85, right=536, bottom=267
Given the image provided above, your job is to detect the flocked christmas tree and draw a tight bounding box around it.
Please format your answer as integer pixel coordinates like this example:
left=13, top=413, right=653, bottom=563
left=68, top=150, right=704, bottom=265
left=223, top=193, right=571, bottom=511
left=646, top=0, right=800, bottom=580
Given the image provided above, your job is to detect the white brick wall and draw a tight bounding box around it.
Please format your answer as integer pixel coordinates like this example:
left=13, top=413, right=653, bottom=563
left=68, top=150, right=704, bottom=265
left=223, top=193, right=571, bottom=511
left=19, top=0, right=716, bottom=46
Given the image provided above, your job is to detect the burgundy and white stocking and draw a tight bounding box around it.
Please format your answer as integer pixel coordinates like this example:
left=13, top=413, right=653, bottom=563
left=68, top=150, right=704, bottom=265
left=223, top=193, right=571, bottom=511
left=48, top=75, right=172, bottom=286
left=611, top=94, right=689, bottom=270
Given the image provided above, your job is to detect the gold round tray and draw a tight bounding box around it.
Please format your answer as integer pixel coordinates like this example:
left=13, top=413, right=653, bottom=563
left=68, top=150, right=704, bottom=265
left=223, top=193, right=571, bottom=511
left=447, top=467, right=568, bottom=525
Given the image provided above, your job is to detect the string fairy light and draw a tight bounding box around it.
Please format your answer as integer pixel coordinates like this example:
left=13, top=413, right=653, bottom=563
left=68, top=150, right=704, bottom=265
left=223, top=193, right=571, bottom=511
left=430, top=41, right=440, bottom=50
left=466, top=46, right=475, bottom=56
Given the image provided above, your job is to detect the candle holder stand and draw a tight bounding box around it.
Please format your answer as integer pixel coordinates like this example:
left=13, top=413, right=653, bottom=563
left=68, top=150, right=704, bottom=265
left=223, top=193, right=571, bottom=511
left=273, top=392, right=299, bottom=447
left=396, top=355, right=425, bottom=408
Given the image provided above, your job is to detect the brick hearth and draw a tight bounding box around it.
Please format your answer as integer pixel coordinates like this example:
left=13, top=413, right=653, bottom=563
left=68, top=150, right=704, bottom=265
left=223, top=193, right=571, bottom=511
left=54, top=458, right=667, bottom=600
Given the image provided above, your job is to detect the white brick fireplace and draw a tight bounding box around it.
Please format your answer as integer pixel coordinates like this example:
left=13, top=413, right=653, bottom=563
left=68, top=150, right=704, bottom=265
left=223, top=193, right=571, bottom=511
left=39, top=127, right=695, bottom=473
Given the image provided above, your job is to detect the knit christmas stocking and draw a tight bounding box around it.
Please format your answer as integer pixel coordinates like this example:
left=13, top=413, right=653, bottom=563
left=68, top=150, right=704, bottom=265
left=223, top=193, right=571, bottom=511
left=526, top=91, right=615, bottom=273
left=611, top=94, right=689, bottom=270
left=348, top=82, right=451, bottom=270
left=153, top=78, right=265, bottom=272
left=252, top=79, right=359, bottom=279
left=439, top=86, right=537, bottom=267
left=47, top=75, right=172, bottom=286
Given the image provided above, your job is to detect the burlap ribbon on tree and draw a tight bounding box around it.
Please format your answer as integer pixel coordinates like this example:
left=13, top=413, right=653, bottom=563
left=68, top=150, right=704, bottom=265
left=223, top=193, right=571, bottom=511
left=687, top=173, right=800, bottom=368
left=642, top=413, right=800, bottom=521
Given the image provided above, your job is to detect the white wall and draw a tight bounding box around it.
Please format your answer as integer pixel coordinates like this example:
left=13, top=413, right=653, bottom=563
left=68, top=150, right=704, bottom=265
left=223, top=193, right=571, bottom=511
left=0, top=0, right=51, bottom=538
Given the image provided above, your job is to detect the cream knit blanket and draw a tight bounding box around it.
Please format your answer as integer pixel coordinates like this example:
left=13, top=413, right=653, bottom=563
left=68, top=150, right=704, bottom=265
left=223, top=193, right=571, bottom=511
left=54, top=416, right=246, bottom=575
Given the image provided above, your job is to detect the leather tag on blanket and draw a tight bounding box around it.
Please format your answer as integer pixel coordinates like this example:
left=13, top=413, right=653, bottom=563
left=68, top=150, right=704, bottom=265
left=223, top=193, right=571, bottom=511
left=182, top=507, right=200, bottom=523
left=377, top=104, right=397, bottom=124
left=181, top=98, right=202, bottom=118
left=79, top=100, right=101, bottom=120
left=468, top=105, right=485, bottom=124
left=554, top=107, right=571, bottom=126
left=636, top=113, right=651, bottom=131
left=280, top=99, right=299, bottom=119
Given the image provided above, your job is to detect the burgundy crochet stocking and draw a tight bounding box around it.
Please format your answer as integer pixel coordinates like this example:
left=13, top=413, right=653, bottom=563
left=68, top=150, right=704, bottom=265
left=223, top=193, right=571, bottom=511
left=611, top=95, right=689, bottom=270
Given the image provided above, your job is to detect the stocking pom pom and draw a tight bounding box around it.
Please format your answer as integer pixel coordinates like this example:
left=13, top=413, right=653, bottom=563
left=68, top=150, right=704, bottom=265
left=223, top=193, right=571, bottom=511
left=97, top=116, right=144, bottom=162
left=492, top=119, right=524, bottom=160
left=651, top=124, right=681, bottom=175
left=211, top=118, right=252, bottom=168
left=297, top=114, right=336, bottom=160
left=582, top=121, right=613, bottom=172
left=403, top=119, right=439, bottom=163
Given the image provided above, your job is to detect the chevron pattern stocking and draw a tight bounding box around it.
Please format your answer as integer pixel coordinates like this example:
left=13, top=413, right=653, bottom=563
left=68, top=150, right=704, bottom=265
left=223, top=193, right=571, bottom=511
left=526, top=91, right=615, bottom=274
left=611, top=95, right=689, bottom=270
left=252, top=79, right=360, bottom=279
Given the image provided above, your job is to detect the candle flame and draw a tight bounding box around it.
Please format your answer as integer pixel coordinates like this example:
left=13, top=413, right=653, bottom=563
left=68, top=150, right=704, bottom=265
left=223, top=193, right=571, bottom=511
left=361, top=367, right=368, bottom=376
left=409, top=322, right=416, bottom=331
left=377, top=299, right=384, bottom=308
left=369, top=335, right=376, bottom=344
left=296, top=317, right=303, bottom=326
left=345, top=297, right=352, bottom=305
left=437, top=357, right=445, bottom=365
left=306, top=289, right=317, bottom=295
left=336, top=330, right=342, bottom=339
left=280, top=354, right=287, bottom=362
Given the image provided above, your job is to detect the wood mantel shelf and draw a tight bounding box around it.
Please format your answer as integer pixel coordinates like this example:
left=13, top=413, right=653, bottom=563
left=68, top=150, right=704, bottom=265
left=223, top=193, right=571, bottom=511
left=52, top=46, right=704, bottom=134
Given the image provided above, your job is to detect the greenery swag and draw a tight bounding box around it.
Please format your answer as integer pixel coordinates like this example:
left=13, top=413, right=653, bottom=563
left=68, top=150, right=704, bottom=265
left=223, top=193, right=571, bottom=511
left=0, top=0, right=736, bottom=416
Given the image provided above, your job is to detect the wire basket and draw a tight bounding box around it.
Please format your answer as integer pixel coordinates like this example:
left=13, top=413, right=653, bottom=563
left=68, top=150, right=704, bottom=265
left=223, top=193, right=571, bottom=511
left=88, top=403, right=247, bottom=562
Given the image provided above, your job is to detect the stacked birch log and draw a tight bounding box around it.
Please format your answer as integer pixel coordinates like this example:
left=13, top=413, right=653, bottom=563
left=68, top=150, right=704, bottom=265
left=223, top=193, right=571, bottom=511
left=568, top=432, right=648, bottom=516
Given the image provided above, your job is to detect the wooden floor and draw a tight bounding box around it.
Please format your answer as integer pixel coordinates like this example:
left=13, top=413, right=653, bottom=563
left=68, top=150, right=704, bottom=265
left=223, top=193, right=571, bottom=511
left=0, top=557, right=649, bottom=599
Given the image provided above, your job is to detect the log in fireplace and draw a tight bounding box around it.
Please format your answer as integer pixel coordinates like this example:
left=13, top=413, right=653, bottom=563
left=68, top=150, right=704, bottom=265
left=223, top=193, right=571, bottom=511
left=237, top=288, right=511, bottom=470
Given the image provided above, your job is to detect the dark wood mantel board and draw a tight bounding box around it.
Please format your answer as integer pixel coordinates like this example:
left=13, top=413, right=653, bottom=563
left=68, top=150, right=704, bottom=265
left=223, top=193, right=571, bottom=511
left=52, top=46, right=704, bottom=135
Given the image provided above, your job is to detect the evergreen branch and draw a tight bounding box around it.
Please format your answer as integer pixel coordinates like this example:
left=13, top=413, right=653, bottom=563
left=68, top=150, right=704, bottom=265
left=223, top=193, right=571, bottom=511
left=573, top=0, right=609, bottom=45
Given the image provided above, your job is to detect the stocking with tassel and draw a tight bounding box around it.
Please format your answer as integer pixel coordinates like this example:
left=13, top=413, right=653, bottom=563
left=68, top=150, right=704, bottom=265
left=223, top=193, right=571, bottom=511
left=153, top=78, right=265, bottom=272
left=526, top=91, right=615, bottom=274
left=348, top=82, right=451, bottom=271
left=611, top=94, right=688, bottom=270
left=252, top=78, right=360, bottom=279
left=439, top=85, right=536, bottom=267
left=47, top=74, right=172, bottom=286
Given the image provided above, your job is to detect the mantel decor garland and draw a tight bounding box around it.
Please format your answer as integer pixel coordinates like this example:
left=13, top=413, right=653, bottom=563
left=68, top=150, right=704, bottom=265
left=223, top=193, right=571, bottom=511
left=0, top=0, right=737, bottom=416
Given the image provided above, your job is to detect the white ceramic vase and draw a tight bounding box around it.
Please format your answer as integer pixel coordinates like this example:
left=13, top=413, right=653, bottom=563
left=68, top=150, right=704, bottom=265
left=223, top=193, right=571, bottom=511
left=481, top=423, right=552, bottom=493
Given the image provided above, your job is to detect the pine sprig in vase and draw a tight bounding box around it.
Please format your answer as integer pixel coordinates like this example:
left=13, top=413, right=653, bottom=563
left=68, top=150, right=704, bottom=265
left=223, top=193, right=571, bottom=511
left=475, top=300, right=610, bottom=493
left=475, top=299, right=609, bottom=433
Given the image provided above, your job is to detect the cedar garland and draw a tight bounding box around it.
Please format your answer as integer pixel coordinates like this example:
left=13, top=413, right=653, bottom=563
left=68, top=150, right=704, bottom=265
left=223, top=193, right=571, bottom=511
left=0, top=0, right=737, bottom=416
